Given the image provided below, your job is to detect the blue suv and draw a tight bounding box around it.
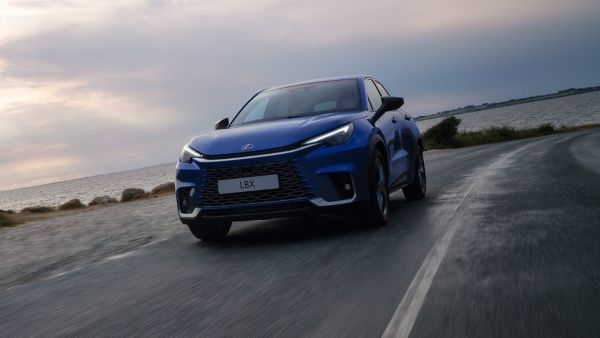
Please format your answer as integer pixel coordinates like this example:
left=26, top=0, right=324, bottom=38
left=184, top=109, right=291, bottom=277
left=176, top=76, right=426, bottom=240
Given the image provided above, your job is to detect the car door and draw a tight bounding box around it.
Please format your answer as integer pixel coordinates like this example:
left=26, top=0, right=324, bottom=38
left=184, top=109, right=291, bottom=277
left=373, top=79, right=412, bottom=187
left=365, top=79, right=404, bottom=186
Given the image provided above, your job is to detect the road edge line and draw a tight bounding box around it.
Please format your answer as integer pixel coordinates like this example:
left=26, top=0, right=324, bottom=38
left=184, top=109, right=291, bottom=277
left=382, top=137, right=551, bottom=338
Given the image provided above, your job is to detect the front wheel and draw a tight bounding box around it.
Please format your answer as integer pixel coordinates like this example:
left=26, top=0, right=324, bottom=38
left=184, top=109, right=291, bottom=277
left=402, top=148, right=426, bottom=201
left=187, top=221, right=232, bottom=241
left=362, top=150, right=389, bottom=227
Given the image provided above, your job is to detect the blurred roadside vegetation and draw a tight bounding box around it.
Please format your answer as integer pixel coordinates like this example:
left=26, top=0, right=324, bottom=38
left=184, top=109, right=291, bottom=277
left=422, top=116, right=599, bottom=150
left=0, top=212, right=21, bottom=227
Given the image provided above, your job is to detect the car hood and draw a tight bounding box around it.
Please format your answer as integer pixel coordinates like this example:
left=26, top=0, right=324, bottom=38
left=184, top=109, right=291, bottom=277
left=189, top=112, right=367, bottom=156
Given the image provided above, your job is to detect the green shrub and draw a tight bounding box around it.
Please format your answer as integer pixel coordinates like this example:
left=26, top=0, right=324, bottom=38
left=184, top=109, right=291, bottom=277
left=454, top=126, right=518, bottom=147
left=422, top=116, right=461, bottom=149
left=536, top=123, right=555, bottom=134
left=421, top=119, right=568, bottom=150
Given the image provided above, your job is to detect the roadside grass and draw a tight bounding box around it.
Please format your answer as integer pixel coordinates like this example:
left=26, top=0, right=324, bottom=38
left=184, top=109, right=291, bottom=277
left=0, top=213, right=21, bottom=227
left=422, top=117, right=600, bottom=150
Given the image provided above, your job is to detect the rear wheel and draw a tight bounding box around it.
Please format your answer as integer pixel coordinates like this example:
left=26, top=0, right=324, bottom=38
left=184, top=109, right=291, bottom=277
left=362, top=150, right=389, bottom=227
left=403, top=148, right=426, bottom=201
left=187, top=221, right=232, bottom=241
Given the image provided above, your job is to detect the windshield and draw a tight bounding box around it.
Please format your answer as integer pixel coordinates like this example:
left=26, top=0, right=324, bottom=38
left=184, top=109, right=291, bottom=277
left=230, top=79, right=360, bottom=126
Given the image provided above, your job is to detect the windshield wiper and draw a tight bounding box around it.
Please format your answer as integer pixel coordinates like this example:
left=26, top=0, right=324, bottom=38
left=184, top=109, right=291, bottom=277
left=278, top=112, right=319, bottom=120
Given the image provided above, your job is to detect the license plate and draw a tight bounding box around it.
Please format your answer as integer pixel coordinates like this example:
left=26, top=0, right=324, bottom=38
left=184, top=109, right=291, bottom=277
left=217, top=174, right=279, bottom=194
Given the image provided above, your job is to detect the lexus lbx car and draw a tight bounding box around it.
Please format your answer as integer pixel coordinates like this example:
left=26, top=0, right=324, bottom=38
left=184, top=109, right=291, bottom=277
left=176, top=76, right=426, bottom=240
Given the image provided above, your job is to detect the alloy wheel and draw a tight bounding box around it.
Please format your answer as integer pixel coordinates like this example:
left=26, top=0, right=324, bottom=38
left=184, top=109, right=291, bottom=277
left=418, top=153, right=426, bottom=195
left=375, top=157, right=388, bottom=216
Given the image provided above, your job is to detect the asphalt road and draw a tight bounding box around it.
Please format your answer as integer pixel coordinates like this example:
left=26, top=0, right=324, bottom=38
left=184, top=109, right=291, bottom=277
left=1, top=128, right=599, bottom=337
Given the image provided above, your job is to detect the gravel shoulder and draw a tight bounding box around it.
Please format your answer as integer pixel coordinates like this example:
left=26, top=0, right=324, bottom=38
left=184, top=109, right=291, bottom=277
left=0, top=195, right=183, bottom=289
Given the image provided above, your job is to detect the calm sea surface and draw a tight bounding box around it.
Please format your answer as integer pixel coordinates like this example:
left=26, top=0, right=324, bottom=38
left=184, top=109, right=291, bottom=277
left=416, top=91, right=600, bottom=131
left=0, top=164, right=175, bottom=212
left=1, top=92, right=599, bottom=211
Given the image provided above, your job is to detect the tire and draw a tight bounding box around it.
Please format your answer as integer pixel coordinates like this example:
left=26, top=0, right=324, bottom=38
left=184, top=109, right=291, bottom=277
left=403, top=148, right=426, bottom=201
left=187, top=221, right=232, bottom=241
left=362, top=150, right=390, bottom=227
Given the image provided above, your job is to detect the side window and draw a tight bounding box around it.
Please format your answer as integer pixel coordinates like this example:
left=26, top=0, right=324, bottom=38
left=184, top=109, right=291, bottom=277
left=365, top=80, right=382, bottom=111
left=375, top=82, right=390, bottom=96
left=314, top=101, right=337, bottom=112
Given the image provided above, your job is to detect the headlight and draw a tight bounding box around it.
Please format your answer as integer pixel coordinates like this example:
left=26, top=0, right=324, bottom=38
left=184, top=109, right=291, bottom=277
left=303, top=123, right=354, bottom=146
left=179, top=144, right=204, bottom=163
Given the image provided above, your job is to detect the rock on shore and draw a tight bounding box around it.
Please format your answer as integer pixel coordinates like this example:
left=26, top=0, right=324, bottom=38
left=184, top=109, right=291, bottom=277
left=58, top=199, right=86, bottom=211
left=89, top=195, right=118, bottom=206
left=121, top=188, right=147, bottom=202
left=151, top=182, right=175, bottom=195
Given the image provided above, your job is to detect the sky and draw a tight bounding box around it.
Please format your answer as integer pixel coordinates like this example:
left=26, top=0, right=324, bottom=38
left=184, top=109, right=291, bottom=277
left=1, top=0, right=599, bottom=191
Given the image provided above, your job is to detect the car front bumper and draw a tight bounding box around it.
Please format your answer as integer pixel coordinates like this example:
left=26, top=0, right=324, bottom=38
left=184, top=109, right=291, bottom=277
left=175, top=140, right=370, bottom=224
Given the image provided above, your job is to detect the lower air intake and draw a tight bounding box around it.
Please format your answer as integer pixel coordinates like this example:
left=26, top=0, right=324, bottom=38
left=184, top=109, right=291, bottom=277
left=203, top=161, right=307, bottom=206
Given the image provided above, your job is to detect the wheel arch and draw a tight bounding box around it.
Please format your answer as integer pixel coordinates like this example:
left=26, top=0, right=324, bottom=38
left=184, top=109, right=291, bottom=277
left=368, top=131, right=390, bottom=182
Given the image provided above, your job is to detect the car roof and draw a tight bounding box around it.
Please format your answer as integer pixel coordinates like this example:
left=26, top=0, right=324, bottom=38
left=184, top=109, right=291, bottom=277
left=264, top=75, right=370, bottom=91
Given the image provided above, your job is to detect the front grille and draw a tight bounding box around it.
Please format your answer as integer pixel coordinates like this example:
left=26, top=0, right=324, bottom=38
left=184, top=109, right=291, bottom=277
left=203, top=161, right=307, bottom=206
left=202, top=202, right=312, bottom=217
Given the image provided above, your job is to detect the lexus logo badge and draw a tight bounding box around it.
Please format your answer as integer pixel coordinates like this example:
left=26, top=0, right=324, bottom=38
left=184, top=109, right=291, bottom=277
left=241, top=144, right=254, bottom=151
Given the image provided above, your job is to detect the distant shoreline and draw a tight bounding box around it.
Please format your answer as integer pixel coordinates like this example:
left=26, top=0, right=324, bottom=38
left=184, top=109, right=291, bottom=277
left=415, top=85, right=600, bottom=121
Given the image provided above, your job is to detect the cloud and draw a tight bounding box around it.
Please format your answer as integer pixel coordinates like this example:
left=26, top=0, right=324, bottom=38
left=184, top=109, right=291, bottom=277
left=0, top=142, right=81, bottom=190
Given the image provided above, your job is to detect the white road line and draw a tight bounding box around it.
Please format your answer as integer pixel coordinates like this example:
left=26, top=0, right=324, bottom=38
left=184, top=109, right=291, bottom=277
left=382, top=179, right=478, bottom=338
left=382, top=138, right=552, bottom=338
left=45, top=236, right=176, bottom=281
left=49, top=267, right=83, bottom=279
left=141, top=237, right=173, bottom=248
left=102, top=236, right=175, bottom=261
left=104, top=251, right=136, bottom=261
left=7, top=284, right=24, bottom=291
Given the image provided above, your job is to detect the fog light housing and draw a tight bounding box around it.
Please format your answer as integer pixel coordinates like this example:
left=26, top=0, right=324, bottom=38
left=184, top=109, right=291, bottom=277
left=177, top=188, right=193, bottom=213
left=329, top=173, right=354, bottom=200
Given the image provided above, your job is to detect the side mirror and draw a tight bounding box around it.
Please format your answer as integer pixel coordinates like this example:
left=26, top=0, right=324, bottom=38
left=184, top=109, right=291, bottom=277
left=371, top=96, right=404, bottom=123
left=214, top=117, right=229, bottom=130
